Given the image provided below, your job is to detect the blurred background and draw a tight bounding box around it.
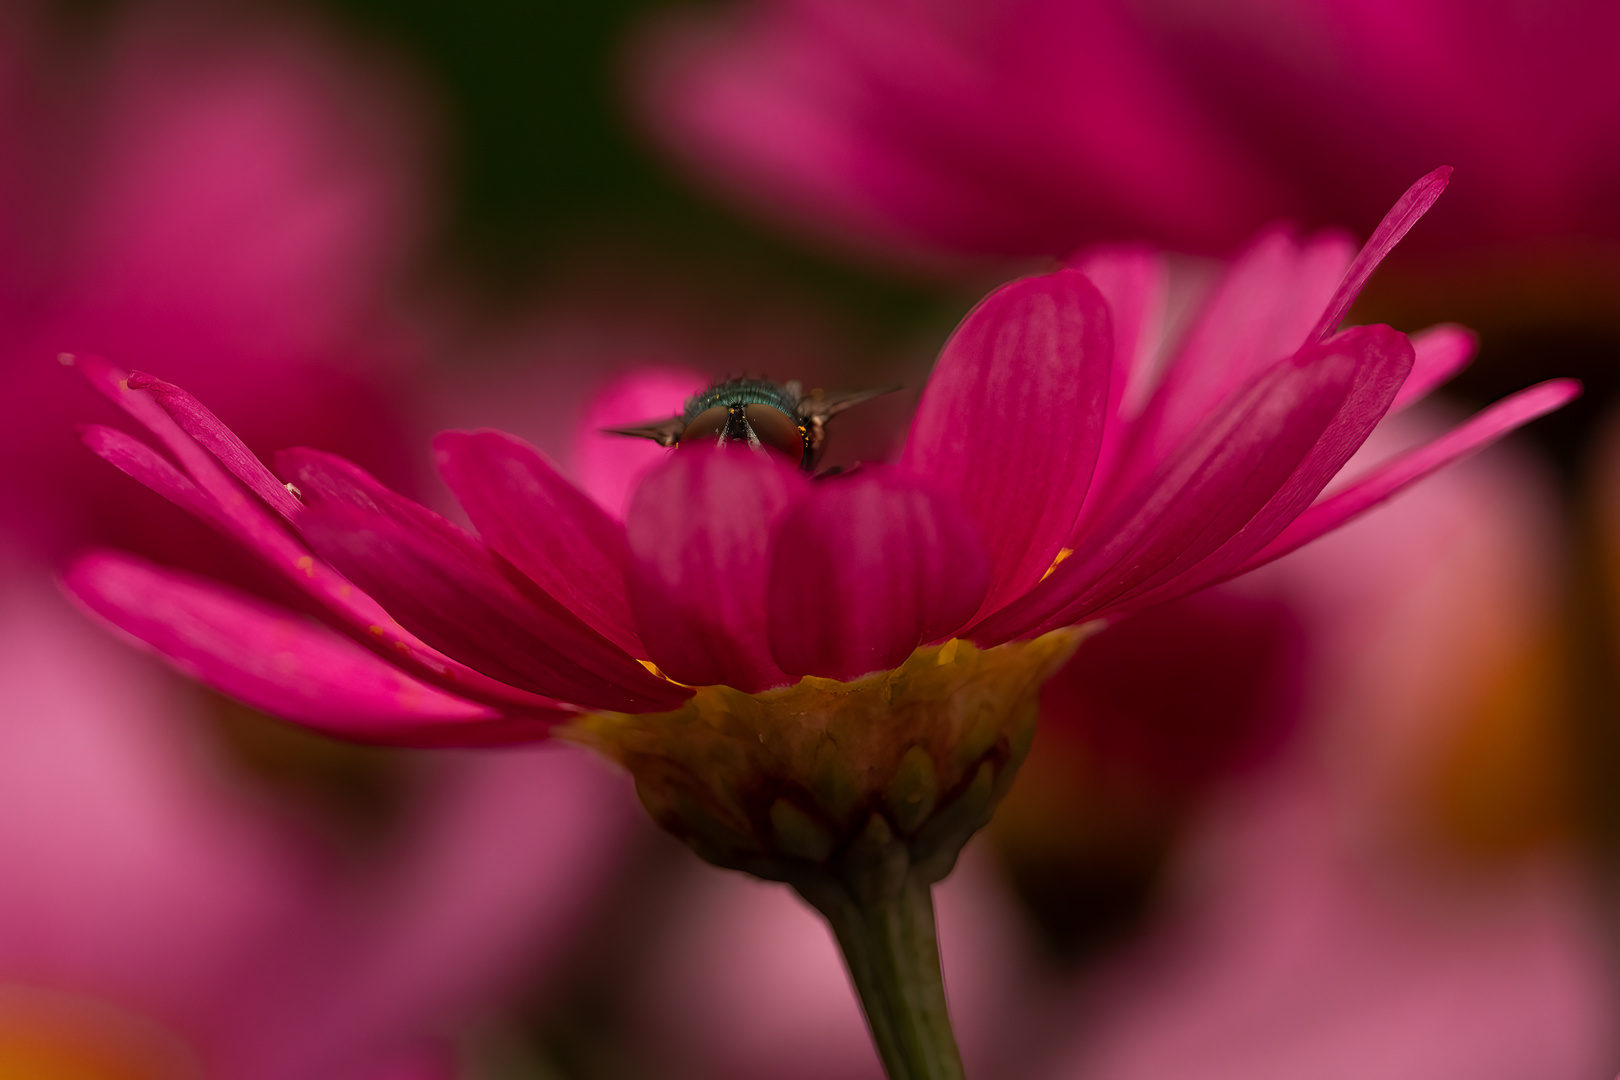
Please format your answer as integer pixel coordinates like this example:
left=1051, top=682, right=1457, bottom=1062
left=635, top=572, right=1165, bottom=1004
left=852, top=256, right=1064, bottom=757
left=5, top=0, right=1620, bottom=1077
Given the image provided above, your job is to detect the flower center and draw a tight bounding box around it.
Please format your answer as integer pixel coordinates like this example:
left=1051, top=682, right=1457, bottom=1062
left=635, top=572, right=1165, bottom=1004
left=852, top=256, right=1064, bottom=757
left=0, top=986, right=200, bottom=1080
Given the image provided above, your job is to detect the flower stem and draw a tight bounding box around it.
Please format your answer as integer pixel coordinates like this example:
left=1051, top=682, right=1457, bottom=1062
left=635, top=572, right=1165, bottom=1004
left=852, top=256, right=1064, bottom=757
left=796, top=862, right=965, bottom=1080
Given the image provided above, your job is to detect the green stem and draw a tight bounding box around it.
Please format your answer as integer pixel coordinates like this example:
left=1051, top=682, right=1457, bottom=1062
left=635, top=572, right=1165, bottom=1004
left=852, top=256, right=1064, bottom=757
left=797, top=869, right=965, bottom=1080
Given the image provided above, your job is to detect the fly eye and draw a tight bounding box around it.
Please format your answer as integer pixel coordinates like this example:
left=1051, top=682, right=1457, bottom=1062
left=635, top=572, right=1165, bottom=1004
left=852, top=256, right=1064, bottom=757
left=745, top=404, right=805, bottom=462
left=679, top=406, right=730, bottom=446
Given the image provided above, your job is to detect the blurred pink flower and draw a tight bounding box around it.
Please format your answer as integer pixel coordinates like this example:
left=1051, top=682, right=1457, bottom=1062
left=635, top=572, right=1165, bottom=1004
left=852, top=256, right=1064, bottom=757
left=61, top=172, right=1570, bottom=743
left=1032, top=407, right=1616, bottom=1080
left=0, top=0, right=428, bottom=555
left=0, top=567, right=639, bottom=1080
left=633, top=0, right=1620, bottom=264
left=1055, top=779, right=1613, bottom=1080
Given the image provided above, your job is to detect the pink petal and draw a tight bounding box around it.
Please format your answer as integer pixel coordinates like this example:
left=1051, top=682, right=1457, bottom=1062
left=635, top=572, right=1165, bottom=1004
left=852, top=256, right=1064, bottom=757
left=274, top=446, right=463, bottom=544
left=1068, top=245, right=1171, bottom=422
left=571, top=367, right=706, bottom=519
left=1105, top=229, right=1353, bottom=502
left=78, top=424, right=218, bottom=525
left=1391, top=323, right=1477, bottom=412
left=125, top=370, right=303, bottom=521
left=767, top=468, right=989, bottom=681
left=1307, top=166, right=1453, bottom=343
left=1109, top=325, right=1415, bottom=612
left=70, top=353, right=259, bottom=524
left=1233, top=379, right=1581, bottom=575
left=300, top=502, right=690, bottom=714
left=58, top=552, right=579, bottom=750
left=626, top=446, right=806, bottom=692
left=434, top=430, right=644, bottom=659
left=970, top=337, right=1359, bottom=643
left=901, top=269, right=1111, bottom=618
left=72, top=361, right=561, bottom=713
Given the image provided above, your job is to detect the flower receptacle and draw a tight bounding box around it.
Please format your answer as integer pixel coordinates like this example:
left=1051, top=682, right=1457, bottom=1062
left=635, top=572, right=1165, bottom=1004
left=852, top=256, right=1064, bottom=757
left=561, top=626, right=1088, bottom=884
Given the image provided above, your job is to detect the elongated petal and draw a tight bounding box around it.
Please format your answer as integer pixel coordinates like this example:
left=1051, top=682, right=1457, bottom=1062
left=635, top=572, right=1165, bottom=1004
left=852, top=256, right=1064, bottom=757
left=971, top=340, right=1357, bottom=643
left=301, top=503, right=690, bottom=713
left=626, top=446, right=805, bottom=692
left=1108, top=326, right=1414, bottom=612
left=767, top=469, right=989, bottom=680
left=1067, top=246, right=1172, bottom=507
left=1108, top=229, right=1353, bottom=501
left=58, top=552, right=583, bottom=748
left=71, top=361, right=583, bottom=713
left=1308, top=166, right=1452, bottom=342
left=572, top=367, right=706, bottom=519
left=70, top=354, right=296, bottom=542
left=126, top=370, right=303, bottom=521
left=274, top=446, right=459, bottom=540
left=434, top=430, right=644, bottom=658
left=1391, top=323, right=1477, bottom=412
left=1068, top=245, right=1171, bottom=422
left=1234, top=379, right=1581, bottom=575
left=79, top=424, right=219, bottom=524
left=902, top=269, right=1111, bottom=616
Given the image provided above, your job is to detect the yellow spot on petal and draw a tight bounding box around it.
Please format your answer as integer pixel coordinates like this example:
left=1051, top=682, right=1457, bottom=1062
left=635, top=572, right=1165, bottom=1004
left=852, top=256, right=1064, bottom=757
left=368, top=625, right=386, bottom=637
left=638, top=658, right=694, bottom=687
left=936, top=638, right=959, bottom=666
left=1040, top=547, right=1074, bottom=582
left=294, top=556, right=314, bottom=577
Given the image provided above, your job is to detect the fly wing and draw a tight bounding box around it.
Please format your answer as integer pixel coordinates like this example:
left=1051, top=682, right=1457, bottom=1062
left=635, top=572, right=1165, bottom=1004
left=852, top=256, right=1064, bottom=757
left=794, top=384, right=903, bottom=422
left=602, top=414, right=686, bottom=447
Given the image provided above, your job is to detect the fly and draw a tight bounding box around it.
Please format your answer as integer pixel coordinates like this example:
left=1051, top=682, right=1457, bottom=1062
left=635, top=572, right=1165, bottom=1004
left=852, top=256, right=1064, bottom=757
left=604, top=377, right=899, bottom=472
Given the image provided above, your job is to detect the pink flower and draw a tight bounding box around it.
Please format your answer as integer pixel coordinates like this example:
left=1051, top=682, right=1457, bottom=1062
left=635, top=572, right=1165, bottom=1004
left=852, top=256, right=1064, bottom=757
left=60, top=171, right=1572, bottom=746
left=632, top=0, right=1620, bottom=263
left=0, top=0, right=427, bottom=555
left=0, top=569, right=639, bottom=1080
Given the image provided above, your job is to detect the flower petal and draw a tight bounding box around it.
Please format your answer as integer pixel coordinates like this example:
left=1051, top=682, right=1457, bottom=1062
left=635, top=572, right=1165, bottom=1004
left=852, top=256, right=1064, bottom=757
left=60, top=551, right=578, bottom=748
left=1067, top=245, right=1171, bottom=422
left=1106, top=228, right=1354, bottom=501
left=433, top=430, right=644, bottom=659
left=72, top=361, right=587, bottom=713
left=79, top=423, right=218, bottom=524
left=1308, top=166, right=1452, bottom=342
left=626, top=446, right=806, bottom=692
left=1104, top=325, right=1415, bottom=612
left=767, top=468, right=989, bottom=680
left=970, top=336, right=1359, bottom=643
left=1233, top=379, right=1581, bottom=575
left=300, top=502, right=691, bottom=713
left=901, top=269, right=1111, bottom=617
left=1391, top=323, right=1477, bottom=413
left=277, top=449, right=684, bottom=711
left=126, top=370, right=303, bottom=521
left=572, top=367, right=706, bottom=519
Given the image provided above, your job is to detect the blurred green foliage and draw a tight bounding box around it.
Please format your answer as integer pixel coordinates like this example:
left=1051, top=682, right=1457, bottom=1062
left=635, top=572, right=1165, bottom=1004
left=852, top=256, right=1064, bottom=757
left=306, top=0, right=956, bottom=339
